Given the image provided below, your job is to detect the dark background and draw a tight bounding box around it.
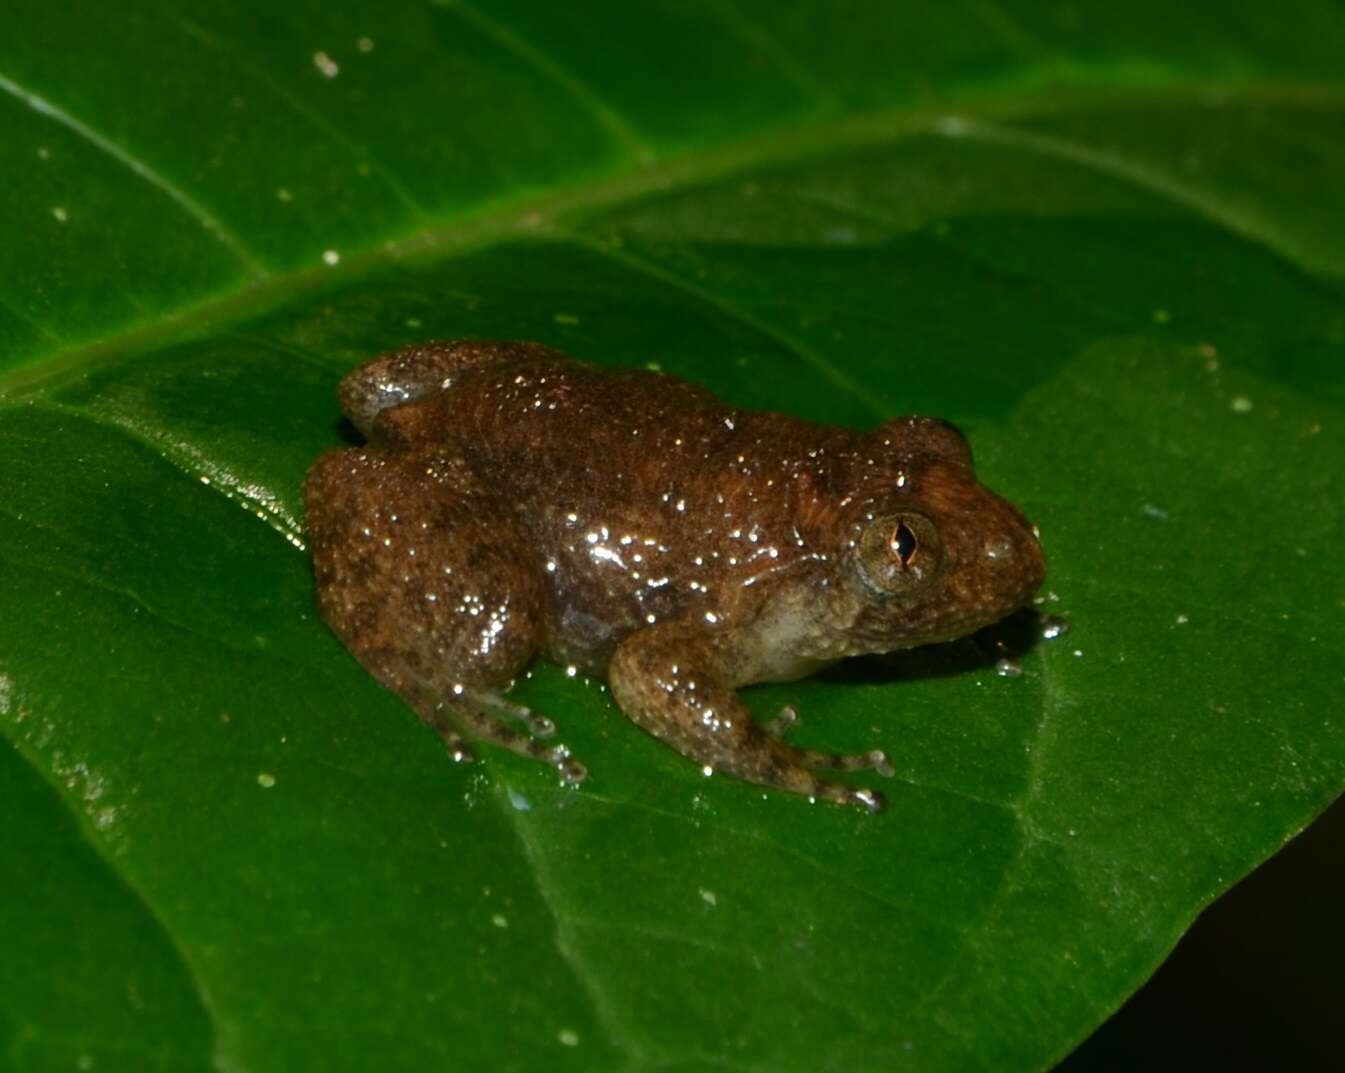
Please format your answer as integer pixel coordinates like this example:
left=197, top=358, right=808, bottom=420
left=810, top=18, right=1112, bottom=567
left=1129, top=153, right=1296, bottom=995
left=1062, top=793, right=1342, bottom=1071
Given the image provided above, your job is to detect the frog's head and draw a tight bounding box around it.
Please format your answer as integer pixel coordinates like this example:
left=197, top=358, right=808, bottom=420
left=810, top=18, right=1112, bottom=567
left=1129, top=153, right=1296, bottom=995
left=837, top=417, right=1045, bottom=652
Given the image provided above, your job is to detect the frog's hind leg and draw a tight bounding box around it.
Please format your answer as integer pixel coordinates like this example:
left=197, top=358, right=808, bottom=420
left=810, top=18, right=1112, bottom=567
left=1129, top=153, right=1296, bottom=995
left=339, top=339, right=563, bottom=438
left=305, top=445, right=584, bottom=782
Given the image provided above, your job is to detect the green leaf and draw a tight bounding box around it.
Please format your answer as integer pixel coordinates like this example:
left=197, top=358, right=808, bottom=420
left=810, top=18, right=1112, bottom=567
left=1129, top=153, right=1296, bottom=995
left=2, top=4, right=1343, bottom=1072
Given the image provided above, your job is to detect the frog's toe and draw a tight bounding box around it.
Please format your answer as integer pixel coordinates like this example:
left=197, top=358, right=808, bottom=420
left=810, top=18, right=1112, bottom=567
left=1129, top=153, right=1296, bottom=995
left=418, top=683, right=585, bottom=783
left=763, top=706, right=894, bottom=777
left=419, top=702, right=476, bottom=763
left=475, top=692, right=556, bottom=738
left=448, top=741, right=476, bottom=764
left=796, top=745, right=894, bottom=777
left=763, top=705, right=800, bottom=737
left=548, top=745, right=588, bottom=785
left=846, top=787, right=886, bottom=813
left=814, top=781, right=887, bottom=813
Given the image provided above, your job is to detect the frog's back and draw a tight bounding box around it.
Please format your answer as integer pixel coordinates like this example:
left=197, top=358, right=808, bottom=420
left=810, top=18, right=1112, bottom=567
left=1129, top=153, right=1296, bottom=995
left=454, top=354, right=728, bottom=486
left=387, top=347, right=852, bottom=664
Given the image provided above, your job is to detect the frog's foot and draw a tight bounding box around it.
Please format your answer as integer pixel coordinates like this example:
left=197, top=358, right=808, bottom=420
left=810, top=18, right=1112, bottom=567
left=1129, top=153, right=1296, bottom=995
left=764, top=706, right=895, bottom=777
left=410, top=678, right=586, bottom=784
left=460, top=688, right=586, bottom=783
left=473, top=691, right=557, bottom=739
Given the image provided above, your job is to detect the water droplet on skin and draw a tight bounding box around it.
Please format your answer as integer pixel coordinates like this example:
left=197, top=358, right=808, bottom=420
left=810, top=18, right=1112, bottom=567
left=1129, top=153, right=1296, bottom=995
left=1040, top=615, right=1069, bottom=641
left=557, top=757, right=587, bottom=785
left=850, top=788, right=883, bottom=812
left=257, top=772, right=276, bottom=788
left=995, top=657, right=1023, bottom=678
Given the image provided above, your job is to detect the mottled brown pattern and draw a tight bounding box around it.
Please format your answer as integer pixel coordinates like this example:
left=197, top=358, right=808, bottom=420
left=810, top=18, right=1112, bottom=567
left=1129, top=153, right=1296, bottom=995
left=305, top=340, right=1045, bottom=811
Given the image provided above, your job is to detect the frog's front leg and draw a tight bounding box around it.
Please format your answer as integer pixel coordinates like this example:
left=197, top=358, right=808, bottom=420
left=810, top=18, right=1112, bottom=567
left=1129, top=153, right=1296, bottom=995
left=607, top=622, right=892, bottom=812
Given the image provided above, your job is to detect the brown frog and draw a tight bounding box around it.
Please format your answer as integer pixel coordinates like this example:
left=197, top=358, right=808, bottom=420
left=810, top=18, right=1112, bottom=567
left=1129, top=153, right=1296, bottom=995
left=304, top=341, right=1045, bottom=811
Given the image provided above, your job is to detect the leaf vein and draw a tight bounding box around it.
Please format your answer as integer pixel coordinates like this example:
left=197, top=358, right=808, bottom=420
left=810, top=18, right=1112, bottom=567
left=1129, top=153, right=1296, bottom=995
left=436, top=0, right=654, bottom=163
left=715, top=0, right=838, bottom=107
left=166, top=13, right=429, bottom=219
left=40, top=401, right=306, bottom=550
left=527, top=785, right=961, bottom=933
left=568, top=234, right=888, bottom=419
left=0, top=728, right=236, bottom=1072
left=0, top=70, right=266, bottom=277
left=488, top=773, right=654, bottom=1065
left=947, top=115, right=1304, bottom=267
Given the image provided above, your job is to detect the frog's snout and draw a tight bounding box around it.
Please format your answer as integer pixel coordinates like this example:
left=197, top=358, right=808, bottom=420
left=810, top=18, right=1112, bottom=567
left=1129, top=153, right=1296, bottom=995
left=979, top=514, right=1046, bottom=610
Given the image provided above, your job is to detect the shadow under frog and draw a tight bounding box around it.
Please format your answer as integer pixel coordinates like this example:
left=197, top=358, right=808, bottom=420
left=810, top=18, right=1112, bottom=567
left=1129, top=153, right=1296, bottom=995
left=304, top=340, right=1045, bottom=812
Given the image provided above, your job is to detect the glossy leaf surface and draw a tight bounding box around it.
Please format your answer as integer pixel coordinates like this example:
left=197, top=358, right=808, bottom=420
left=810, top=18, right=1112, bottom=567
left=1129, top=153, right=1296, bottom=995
left=2, top=4, right=1343, bottom=1072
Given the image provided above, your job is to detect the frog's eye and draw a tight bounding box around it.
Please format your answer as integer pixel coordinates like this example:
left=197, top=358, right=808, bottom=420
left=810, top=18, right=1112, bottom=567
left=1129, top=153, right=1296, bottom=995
left=890, top=519, right=918, bottom=565
left=858, top=512, right=943, bottom=595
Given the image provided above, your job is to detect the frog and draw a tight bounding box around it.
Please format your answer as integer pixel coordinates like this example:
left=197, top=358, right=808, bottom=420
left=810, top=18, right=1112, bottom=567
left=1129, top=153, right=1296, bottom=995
left=304, top=340, right=1046, bottom=812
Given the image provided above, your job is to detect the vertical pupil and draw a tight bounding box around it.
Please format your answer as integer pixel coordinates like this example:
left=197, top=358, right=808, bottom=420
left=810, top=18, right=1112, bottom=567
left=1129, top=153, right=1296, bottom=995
left=892, top=520, right=918, bottom=565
